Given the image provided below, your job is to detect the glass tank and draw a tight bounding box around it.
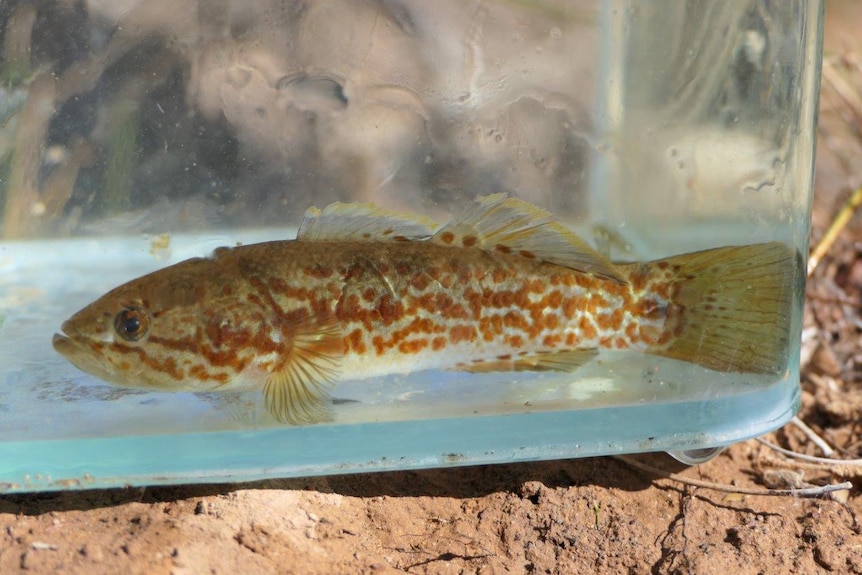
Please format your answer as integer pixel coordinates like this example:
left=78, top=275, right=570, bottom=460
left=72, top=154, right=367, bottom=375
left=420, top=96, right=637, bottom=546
left=0, top=0, right=822, bottom=492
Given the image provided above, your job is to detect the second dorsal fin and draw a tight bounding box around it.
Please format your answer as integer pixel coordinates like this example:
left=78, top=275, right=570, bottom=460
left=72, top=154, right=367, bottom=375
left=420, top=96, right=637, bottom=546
left=298, top=202, right=439, bottom=241
left=431, top=194, right=623, bottom=281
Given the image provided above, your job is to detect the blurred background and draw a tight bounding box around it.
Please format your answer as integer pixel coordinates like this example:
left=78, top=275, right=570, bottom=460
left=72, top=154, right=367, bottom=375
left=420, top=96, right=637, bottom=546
left=0, top=0, right=603, bottom=237
left=0, top=0, right=815, bottom=248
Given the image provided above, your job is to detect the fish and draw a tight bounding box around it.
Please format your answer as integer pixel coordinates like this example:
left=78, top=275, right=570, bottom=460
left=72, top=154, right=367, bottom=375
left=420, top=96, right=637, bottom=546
left=52, top=194, right=797, bottom=425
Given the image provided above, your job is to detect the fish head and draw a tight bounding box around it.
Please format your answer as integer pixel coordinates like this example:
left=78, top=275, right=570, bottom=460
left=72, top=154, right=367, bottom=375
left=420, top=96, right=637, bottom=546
left=52, top=258, right=249, bottom=391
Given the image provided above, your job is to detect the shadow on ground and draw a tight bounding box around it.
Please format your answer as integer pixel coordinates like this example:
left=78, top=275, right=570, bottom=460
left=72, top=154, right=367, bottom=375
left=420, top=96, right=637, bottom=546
left=0, top=451, right=691, bottom=516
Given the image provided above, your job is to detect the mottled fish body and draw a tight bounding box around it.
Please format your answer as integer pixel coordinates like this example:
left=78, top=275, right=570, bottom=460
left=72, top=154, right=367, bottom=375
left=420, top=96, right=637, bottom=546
left=53, top=195, right=795, bottom=424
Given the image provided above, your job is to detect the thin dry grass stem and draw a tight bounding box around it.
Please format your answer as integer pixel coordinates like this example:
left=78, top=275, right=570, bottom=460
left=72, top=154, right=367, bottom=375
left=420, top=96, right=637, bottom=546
left=614, top=455, right=853, bottom=498
left=757, top=450, right=862, bottom=480
left=789, top=416, right=837, bottom=457
left=756, top=438, right=862, bottom=467
left=807, top=185, right=862, bottom=276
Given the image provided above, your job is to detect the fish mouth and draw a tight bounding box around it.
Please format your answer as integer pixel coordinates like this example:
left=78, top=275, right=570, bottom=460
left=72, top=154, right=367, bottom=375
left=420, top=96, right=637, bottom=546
left=52, top=332, right=76, bottom=356
left=52, top=325, right=117, bottom=383
left=52, top=320, right=82, bottom=357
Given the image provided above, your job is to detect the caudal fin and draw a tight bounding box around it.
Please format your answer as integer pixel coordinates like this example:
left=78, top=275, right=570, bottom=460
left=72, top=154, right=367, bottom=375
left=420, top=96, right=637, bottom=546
left=645, top=242, right=798, bottom=374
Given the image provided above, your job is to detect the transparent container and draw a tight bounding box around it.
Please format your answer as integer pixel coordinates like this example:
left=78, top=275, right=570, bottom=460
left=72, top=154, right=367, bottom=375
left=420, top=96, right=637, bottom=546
left=0, top=0, right=822, bottom=492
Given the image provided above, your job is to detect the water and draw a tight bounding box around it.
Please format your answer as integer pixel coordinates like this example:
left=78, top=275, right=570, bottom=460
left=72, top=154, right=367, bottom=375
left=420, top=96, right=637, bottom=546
left=0, top=0, right=821, bottom=491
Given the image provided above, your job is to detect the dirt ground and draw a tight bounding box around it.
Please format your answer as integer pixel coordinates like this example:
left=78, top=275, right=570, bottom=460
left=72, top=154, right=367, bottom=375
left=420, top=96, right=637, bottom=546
left=3, top=4, right=862, bottom=575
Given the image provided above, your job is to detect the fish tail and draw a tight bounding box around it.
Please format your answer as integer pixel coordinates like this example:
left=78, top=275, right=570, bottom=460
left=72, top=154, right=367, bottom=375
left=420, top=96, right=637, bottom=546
left=643, top=242, right=798, bottom=374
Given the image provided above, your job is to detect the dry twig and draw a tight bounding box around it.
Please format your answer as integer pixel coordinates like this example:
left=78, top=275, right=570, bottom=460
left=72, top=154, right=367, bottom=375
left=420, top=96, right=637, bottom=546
left=757, top=438, right=862, bottom=468
left=789, top=416, right=837, bottom=457
left=615, top=455, right=853, bottom=498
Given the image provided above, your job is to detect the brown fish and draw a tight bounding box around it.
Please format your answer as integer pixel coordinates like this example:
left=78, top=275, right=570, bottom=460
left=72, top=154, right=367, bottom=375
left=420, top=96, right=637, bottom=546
left=53, top=195, right=795, bottom=424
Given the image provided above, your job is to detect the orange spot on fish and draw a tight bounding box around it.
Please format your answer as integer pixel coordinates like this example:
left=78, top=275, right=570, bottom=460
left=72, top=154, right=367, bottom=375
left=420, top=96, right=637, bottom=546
left=542, top=334, right=561, bottom=347
left=629, top=268, right=648, bottom=292
left=450, top=325, right=477, bottom=344
left=578, top=317, right=597, bottom=340
left=372, top=335, right=386, bottom=355
left=462, top=236, right=478, bottom=247
left=336, top=294, right=362, bottom=324
left=491, top=291, right=514, bottom=308
left=304, top=265, right=334, bottom=279
left=440, top=231, right=455, bottom=244
left=526, top=279, right=545, bottom=294
left=398, top=339, right=428, bottom=354
left=432, top=336, right=447, bottom=351
left=495, top=244, right=512, bottom=254
left=595, top=309, right=624, bottom=332
left=503, top=311, right=528, bottom=331
left=563, top=298, right=579, bottom=320
left=268, top=277, right=290, bottom=296
left=410, top=273, right=430, bottom=292
left=377, top=295, right=404, bottom=326
left=346, top=328, right=367, bottom=354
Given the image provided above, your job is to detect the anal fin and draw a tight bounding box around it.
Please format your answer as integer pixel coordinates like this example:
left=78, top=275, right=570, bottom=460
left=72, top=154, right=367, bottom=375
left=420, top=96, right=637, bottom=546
left=458, top=348, right=598, bottom=373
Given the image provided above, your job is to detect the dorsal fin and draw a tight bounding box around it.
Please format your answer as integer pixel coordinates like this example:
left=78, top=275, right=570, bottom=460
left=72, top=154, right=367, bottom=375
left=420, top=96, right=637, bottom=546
left=432, top=194, right=623, bottom=281
left=298, top=202, right=438, bottom=242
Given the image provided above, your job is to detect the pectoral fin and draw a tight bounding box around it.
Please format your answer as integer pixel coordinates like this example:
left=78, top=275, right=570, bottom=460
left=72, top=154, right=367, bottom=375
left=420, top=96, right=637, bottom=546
left=263, top=314, right=343, bottom=425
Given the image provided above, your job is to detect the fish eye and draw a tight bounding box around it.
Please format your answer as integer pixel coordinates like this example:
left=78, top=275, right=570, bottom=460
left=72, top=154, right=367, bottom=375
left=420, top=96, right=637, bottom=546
left=114, top=306, right=151, bottom=342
